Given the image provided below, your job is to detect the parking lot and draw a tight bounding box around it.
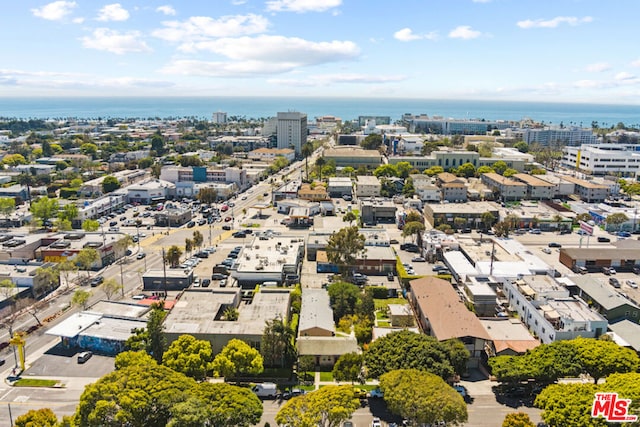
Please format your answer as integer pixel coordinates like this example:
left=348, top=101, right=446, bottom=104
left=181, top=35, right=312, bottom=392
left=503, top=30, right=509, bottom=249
left=24, top=343, right=115, bottom=378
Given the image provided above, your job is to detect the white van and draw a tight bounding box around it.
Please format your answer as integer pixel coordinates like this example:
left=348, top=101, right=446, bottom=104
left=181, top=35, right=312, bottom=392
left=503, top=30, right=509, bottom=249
left=252, top=382, right=277, bottom=398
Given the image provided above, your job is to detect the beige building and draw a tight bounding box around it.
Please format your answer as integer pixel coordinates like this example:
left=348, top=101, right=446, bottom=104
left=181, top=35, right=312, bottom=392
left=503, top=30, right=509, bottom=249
left=481, top=173, right=527, bottom=201
left=324, top=146, right=385, bottom=168
left=355, top=175, right=381, bottom=197
left=512, top=173, right=555, bottom=200
left=297, top=183, right=329, bottom=202
left=562, top=176, right=609, bottom=202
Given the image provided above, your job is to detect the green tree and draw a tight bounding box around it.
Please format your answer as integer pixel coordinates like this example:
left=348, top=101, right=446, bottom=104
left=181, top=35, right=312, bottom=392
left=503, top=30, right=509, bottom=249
left=74, top=364, right=196, bottom=427
left=503, top=168, right=518, bottom=177
left=402, top=221, right=426, bottom=243
left=100, top=278, right=123, bottom=301
left=197, top=187, right=218, bottom=204
left=276, top=385, right=360, bottom=427
left=342, top=211, right=357, bottom=225
left=163, top=334, right=214, bottom=381
left=476, top=165, right=495, bottom=176
left=396, top=161, right=413, bottom=179
left=360, top=133, right=383, bottom=150
left=165, top=245, right=183, bottom=268
left=114, top=350, right=157, bottom=370
left=192, top=230, right=204, bottom=250
left=0, top=197, right=16, bottom=223
left=530, top=168, right=547, bottom=175
left=327, top=281, right=362, bottom=322
left=15, top=408, right=59, bottom=427
left=185, top=238, right=193, bottom=256
left=456, top=162, right=476, bottom=178
left=502, top=412, right=535, bottom=427
left=573, top=212, right=593, bottom=226
left=332, top=352, right=364, bottom=383
left=364, top=330, right=467, bottom=379
left=80, top=142, right=98, bottom=158
left=405, top=211, right=423, bottom=223
left=572, top=336, right=639, bottom=384
left=380, top=369, right=467, bottom=426
left=71, top=289, right=91, bottom=310
left=298, top=355, right=316, bottom=380
left=189, top=382, right=263, bottom=427
left=212, top=339, right=264, bottom=382
left=58, top=203, right=79, bottom=223
left=75, top=248, right=99, bottom=277
left=424, top=166, right=444, bottom=176
left=402, top=176, right=415, bottom=196
left=373, top=164, right=398, bottom=178
left=81, top=219, right=100, bottom=232
left=301, top=141, right=314, bottom=180
left=492, top=160, right=508, bottom=175
left=58, top=258, right=78, bottom=290
left=2, top=153, right=28, bottom=166
left=535, top=382, right=601, bottom=427
left=325, top=226, right=365, bottom=276
left=30, top=196, right=59, bottom=226
left=513, top=141, right=529, bottom=153
left=223, top=306, right=239, bottom=321
left=101, top=175, right=121, bottom=193
left=151, top=132, right=166, bottom=155
left=606, top=212, right=629, bottom=231
left=481, top=211, right=496, bottom=231
left=147, top=302, right=168, bottom=363
left=261, top=317, right=296, bottom=369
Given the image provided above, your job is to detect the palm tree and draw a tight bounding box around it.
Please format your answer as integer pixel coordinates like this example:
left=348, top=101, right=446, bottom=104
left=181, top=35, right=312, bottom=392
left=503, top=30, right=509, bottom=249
left=301, top=142, right=314, bottom=181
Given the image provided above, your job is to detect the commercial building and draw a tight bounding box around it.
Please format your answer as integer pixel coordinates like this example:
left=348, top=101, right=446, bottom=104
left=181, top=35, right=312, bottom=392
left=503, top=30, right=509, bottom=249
left=126, top=179, right=175, bottom=205
left=76, top=193, right=128, bottom=224
left=142, top=268, right=194, bottom=291
left=389, top=150, right=526, bottom=173
left=79, top=170, right=149, bottom=197
left=160, top=166, right=247, bottom=190
left=38, top=231, right=129, bottom=268
left=562, top=143, right=640, bottom=177
left=323, top=147, right=385, bottom=169
left=248, top=147, right=296, bottom=163
left=565, top=276, right=639, bottom=324
left=359, top=198, right=397, bottom=224
left=297, top=183, right=329, bottom=202
left=403, top=114, right=511, bottom=135
left=408, top=277, right=491, bottom=368
left=276, top=112, right=307, bottom=156
left=154, top=206, right=192, bottom=227
left=504, top=127, right=597, bottom=146
left=230, top=235, right=304, bottom=287
left=558, top=247, right=640, bottom=273
left=163, top=288, right=291, bottom=353
left=423, top=201, right=500, bottom=230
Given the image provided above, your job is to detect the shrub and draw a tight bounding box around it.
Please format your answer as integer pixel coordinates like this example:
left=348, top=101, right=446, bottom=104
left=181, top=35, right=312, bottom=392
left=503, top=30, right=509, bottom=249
left=368, top=286, right=390, bottom=299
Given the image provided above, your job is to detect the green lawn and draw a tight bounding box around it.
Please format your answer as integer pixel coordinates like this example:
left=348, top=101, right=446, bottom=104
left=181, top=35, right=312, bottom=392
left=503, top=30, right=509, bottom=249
left=374, top=297, right=407, bottom=310
left=377, top=321, right=391, bottom=327
left=375, top=311, right=388, bottom=320
left=319, top=371, right=334, bottom=382
left=13, top=378, right=59, bottom=387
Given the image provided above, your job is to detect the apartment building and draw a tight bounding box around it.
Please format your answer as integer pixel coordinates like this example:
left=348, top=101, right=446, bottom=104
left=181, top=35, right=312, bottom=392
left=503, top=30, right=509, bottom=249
left=355, top=175, right=381, bottom=198
left=481, top=173, right=527, bottom=201
left=504, top=127, right=598, bottom=146
left=276, top=112, right=307, bottom=156
left=160, top=166, right=247, bottom=190
left=512, top=174, right=555, bottom=200
left=561, top=176, right=609, bottom=202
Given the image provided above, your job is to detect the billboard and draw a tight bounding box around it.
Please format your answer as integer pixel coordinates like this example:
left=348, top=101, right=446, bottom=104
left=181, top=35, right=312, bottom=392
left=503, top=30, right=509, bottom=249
left=579, top=221, right=594, bottom=236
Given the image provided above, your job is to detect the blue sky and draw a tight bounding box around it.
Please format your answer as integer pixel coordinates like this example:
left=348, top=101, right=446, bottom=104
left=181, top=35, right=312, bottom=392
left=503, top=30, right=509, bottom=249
left=2, top=0, right=640, bottom=103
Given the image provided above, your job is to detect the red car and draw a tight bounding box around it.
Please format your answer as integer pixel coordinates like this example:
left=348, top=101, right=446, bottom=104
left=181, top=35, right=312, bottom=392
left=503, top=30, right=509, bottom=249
left=224, top=216, right=232, bottom=222
left=220, top=205, right=229, bottom=212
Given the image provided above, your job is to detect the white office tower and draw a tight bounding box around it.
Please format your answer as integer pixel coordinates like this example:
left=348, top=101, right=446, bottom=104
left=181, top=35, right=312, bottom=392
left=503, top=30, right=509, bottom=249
left=212, top=111, right=227, bottom=124
left=276, top=112, right=307, bottom=156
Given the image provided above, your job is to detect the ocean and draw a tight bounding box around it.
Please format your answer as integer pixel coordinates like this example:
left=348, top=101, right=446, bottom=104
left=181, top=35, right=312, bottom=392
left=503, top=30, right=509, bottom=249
left=1, top=96, right=640, bottom=126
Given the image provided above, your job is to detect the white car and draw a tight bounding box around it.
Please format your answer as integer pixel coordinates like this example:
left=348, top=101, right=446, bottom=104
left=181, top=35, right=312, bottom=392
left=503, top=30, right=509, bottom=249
left=627, top=279, right=638, bottom=289
left=541, top=248, right=552, bottom=254
left=371, top=418, right=382, bottom=427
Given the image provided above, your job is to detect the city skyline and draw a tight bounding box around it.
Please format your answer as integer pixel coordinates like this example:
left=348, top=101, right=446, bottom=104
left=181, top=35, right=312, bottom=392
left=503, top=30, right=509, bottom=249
left=2, top=0, right=640, bottom=103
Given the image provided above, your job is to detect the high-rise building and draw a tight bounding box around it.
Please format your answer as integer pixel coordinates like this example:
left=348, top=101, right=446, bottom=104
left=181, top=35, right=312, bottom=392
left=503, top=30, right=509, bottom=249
left=276, top=112, right=307, bottom=156
left=212, top=111, right=227, bottom=124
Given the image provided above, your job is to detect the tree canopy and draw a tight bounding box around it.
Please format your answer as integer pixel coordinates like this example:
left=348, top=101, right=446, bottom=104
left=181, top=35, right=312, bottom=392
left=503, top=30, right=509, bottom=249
left=332, top=352, right=364, bottom=383
left=360, top=133, right=383, bottom=150
left=380, top=369, right=467, bottom=426
left=30, top=196, right=59, bottom=226
left=162, top=334, right=214, bottom=381
left=14, top=408, right=60, bottom=427
left=261, top=316, right=296, bottom=369
left=276, top=385, right=360, bottom=427
left=325, top=226, right=365, bottom=276
left=101, top=175, right=121, bottom=193
left=212, top=338, right=264, bottom=381
left=364, top=330, right=469, bottom=380
left=502, top=412, right=535, bottom=427
left=327, top=281, right=362, bottom=322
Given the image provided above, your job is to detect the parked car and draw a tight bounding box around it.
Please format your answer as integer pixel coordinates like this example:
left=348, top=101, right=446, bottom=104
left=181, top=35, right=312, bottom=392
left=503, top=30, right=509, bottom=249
left=387, top=272, right=395, bottom=281
left=187, top=221, right=196, bottom=228
left=201, top=279, right=211, bottom=287
left=597, top=236, right=611, bottom=242
left=626, top=279, right=638, bottom=289
left=412, top=256, right=426, bottom=262
left=548, top=242, right=562, bottom=248
left=602, top=266, right=612, bottom=275
left=90, top=276, right=104, bottom=287
left=222, top=225, right=232, bottom=230
left=132, top=294, right=148, bottom=300
left=542, top=248, right=552, bottom=254
left=194, top=251, right=209, bottom=258
left=371, top=418, right=382, bottom=427
left=610, top=277, right=621, bottom=288
left=432, top=265, right=448, bottom=272
left=224, top=216, right=232, bottom=222
left=77, top=351, right=93, bottom=364
left=369, top=388, right=384, bottom=398
left=232, top=231, right=247, bottom=238
left=618, top=231, right=632, bottom=238
left=136, top=252, right=146, bottom=259
left=559, top=229, right=572, bottom=235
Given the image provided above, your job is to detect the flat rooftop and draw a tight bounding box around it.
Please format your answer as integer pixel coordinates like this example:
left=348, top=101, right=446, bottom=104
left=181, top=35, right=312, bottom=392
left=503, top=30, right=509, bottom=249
left=81, top=317, right=147, bottom=341
left=234, top=236, right=303, bottom=274
left=164, top=288, right=290, bottom=336
left=426, top=201, right=500, bottom=215
left=543, top=298, right=605, bottom=324
left=518, top=275, right=567, bottom=295
left=87, top=300, right=150, bottom=319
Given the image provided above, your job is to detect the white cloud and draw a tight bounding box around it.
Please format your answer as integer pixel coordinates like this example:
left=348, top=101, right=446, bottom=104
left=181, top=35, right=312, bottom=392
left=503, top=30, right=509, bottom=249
left=184, top=35, right=359, bottom=63
left=96, top=3, right=130, bottom=22
left=472, top=0, right=491, bottom=2
left=265, top=0, right=341, bottom=13
left=80, top=28, right=151, bottom=54
left=152, top=14, right=269, bottom=46
left=517, top=16, right=592, bottom=29
left=393, top=28, right=438, bottom=42
left=72, top=17, right=85, bottom=24
left=31, top=1, right=77, bottom=21
left=615, top=72, right=636, bottom=81
left=586, top=62, right=611, bottom=72
left=156, top=5, right=176, bottom=16
left=631, top=59, right=640, bottom=67
left=161, top=36, right=359, bottom=77
left=269, top=73, right=406, bottom=87
left=574, top=79, right=611, bottom=89
left=232, top=0, right=247, bottom=4
left=448, top=26, right=482, bottom=40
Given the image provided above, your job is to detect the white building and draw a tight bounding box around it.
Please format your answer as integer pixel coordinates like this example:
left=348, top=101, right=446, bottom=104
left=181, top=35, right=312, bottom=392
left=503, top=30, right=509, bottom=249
left=410, top=174, right=440, bottom=202
left=563, top=144, right=640, bottom=177
left=212, top=111, right=227, bottom=124
left=248, top=148, right=296, bottom=163
left=505, top=127, right=598, bottom=146
left=355, top=175, right=381, bottom=198
left=277, top=112, right=307, bottom=156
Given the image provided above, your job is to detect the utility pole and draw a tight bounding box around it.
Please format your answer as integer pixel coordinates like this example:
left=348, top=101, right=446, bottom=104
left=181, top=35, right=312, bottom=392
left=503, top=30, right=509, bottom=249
left=162, top=247, right=167, bottom=299
left=119, top=259, right=124, bottom=297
